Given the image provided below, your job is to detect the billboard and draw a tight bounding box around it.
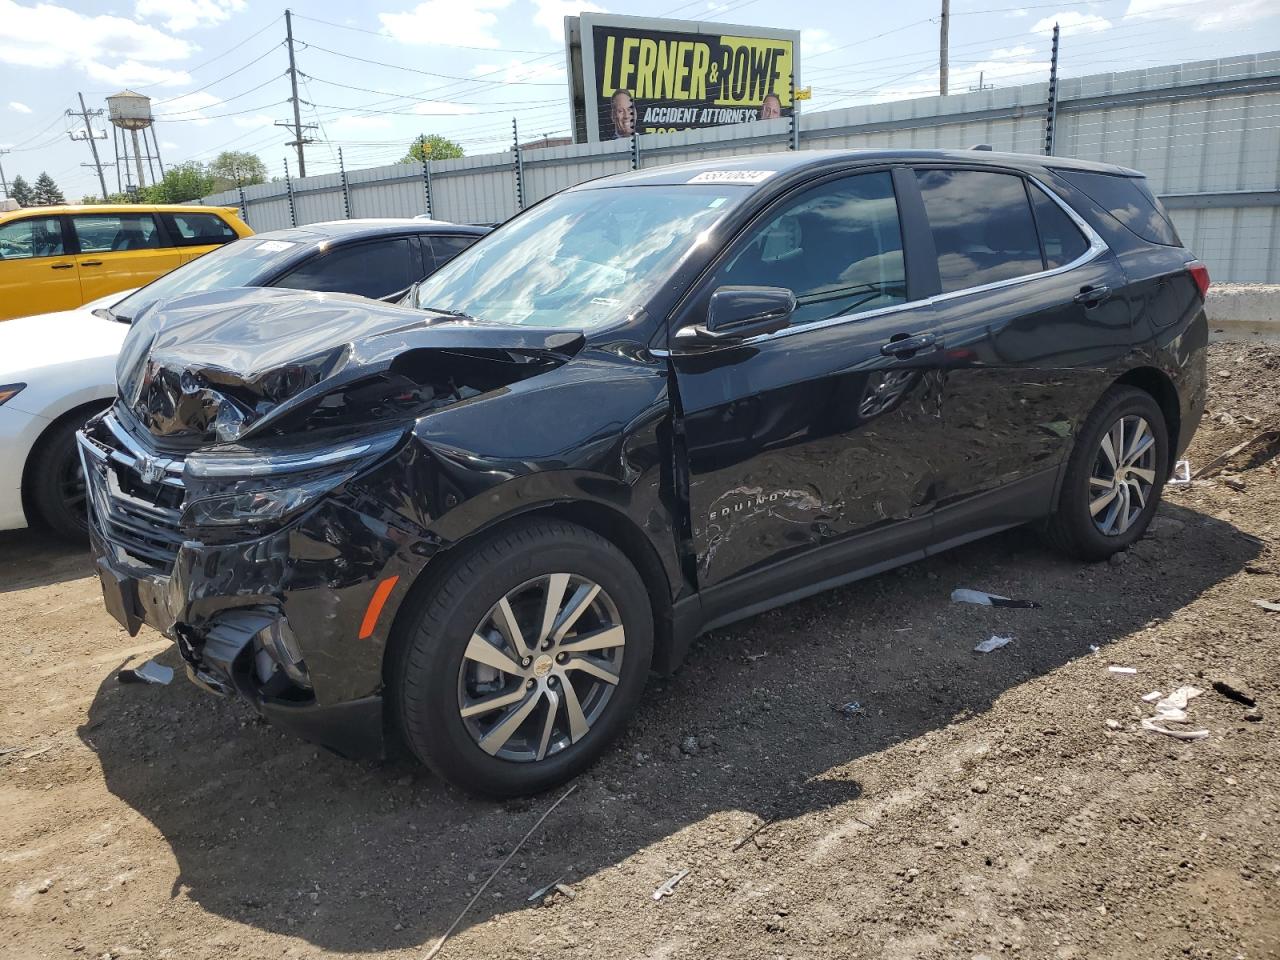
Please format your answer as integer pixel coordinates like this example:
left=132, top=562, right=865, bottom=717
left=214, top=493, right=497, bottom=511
left=565, top=13, right=801, bottom=143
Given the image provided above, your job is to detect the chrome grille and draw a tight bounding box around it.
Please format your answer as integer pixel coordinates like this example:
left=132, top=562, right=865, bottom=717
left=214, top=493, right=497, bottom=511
left=80, top=413, right=187, bottom=572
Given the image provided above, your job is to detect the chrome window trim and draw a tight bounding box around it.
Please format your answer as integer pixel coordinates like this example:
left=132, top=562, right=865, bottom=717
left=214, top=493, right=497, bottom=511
left=663, top=171, right=1110, bottom=355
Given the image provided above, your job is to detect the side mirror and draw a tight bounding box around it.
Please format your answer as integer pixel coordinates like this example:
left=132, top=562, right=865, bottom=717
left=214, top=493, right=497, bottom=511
left=385, top=281, right=419, bottom=305
left=677, top=285, right=795, bottom=346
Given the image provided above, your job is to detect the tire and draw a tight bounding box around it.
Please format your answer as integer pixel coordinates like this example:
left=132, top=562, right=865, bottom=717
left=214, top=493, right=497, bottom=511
left=28, top=416, right=93, bottom=542
left=390, top=518, right=653, bottom=798
left=1046, top=385, right=1169, bottom=561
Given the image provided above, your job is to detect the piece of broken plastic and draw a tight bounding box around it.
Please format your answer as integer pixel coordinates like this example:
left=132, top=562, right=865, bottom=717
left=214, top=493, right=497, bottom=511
left=974, top=635, right=1013, bottom=654
left=1108, top=665, right=1138, bottom=675
left=118, top=660, right=174, bottom=685
left=951, top=588, right=1041, bottom=609
left=1167, top=459, right=1192, bottom=484
left=1253, top=599, right=1280, bottom=613
left=1155, top=686, right=1203, bottom=714
left=1140, top=718, right=1209, bottom=741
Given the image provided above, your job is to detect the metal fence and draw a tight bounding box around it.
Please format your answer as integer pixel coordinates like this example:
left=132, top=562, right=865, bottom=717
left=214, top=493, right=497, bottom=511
left=200, top=49, right=1280, bottom=283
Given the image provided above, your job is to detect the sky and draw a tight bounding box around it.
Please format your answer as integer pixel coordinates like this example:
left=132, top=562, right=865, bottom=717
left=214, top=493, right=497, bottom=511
left=1, top=0, right=1277, bottom=201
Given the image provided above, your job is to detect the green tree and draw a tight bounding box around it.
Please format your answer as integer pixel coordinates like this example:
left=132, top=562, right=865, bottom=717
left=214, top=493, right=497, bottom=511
left=150, top=162, right=216, bottom=203
left=31, top=172, right=65, bottom=206
left=9, top=175, right=33, bottom=206
left=402, top=134, right=465, bottom=164
left=207, top=151, right=267, bottom=191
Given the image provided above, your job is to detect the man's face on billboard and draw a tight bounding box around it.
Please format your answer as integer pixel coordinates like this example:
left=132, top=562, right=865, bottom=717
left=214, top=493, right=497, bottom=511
left=759, top=94, right=782, bottom=120
left=612, top=91, right=635, bottom=137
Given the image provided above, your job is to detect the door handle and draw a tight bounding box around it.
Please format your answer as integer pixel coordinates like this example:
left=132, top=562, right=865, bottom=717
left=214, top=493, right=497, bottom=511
left=1074, top=284, right=1110, bottom=306
left=880, top=333, right=937, bottom=358
left=80, top=260, right=104, bottom=267
left=50, top=263, right=74, bottom=270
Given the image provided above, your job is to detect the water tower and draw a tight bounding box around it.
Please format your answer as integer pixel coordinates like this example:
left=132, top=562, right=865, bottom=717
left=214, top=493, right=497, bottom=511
left=107, top=90, right=165, bottom=193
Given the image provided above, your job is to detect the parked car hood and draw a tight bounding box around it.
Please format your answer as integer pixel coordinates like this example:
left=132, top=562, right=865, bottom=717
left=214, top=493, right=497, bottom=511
left=116, top=287, right=586, bottom=446
left=0, top=304, right=130, bottom=381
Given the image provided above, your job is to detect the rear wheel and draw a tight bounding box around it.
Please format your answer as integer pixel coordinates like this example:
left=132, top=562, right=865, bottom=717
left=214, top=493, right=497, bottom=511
left=29, top=416, right=93, bottom=541
left=390, top=519, right=653, bottom=797
left=1046, top=385, right=1169, bottom=561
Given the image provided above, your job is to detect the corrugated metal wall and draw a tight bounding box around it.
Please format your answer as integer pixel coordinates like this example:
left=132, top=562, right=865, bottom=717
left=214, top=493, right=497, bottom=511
left=200, top=49, right=1280, bottom=283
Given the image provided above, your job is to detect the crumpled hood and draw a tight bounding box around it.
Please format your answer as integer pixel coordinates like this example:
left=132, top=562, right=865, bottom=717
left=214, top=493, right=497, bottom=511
left=116, top=287, right=585, bottom=446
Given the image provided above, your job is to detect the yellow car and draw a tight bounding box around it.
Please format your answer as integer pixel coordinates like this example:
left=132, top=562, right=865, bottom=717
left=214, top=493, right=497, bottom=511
left=0, top=204, right=253, bottom=321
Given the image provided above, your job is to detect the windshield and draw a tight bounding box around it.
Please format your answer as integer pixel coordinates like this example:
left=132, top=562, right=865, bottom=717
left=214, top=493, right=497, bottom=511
left=108, top=236, right=306, bottom=321
left=413, top=185, right=742, bottom=329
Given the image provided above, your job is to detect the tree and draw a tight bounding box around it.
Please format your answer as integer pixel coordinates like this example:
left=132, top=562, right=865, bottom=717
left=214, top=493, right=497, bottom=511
left=31, top=172, right=65, bottom=206
left=9, top=175, right=33, bottom=207
left=207, top=151, right=267, bottom=191
left=149, top=162, right=216, bottom=203
left=402, top=134, right=465, bottom=164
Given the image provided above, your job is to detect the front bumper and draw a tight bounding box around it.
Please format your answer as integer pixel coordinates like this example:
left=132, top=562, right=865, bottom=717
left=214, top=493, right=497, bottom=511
left=79, top=414, right=426, bottom=760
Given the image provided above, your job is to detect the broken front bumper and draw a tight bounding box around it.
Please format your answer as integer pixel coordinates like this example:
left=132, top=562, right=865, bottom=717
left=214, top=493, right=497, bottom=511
left=79, top=417, right=424, bottom=760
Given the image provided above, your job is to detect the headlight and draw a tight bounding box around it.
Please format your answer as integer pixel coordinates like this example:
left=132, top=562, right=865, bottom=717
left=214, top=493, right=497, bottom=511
left=180, top=430, right=404, bottom=531
left=0, top=383, right=26, bottom=405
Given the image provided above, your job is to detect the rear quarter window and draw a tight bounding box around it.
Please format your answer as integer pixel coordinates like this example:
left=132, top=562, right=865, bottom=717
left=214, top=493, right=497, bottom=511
left=1052, top=169, right=1180, bottom=247
left=162, top=212, right=239, bottom=247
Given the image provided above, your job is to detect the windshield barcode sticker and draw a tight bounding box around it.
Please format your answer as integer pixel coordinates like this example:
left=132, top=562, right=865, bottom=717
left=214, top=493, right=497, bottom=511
left=688, top=170, right=776, bottom=184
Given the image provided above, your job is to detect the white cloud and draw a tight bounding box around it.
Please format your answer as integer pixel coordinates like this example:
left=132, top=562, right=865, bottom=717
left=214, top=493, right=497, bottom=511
left=231, top=113, right=277, bottom=129
left=86, top=59, right=192, bottom=87
left=135, top=0, right=245, bottom=32
left=153, top=90, right=222, bottom=124
left=379, top=0, right=512, bottom=48
left=1031, top=11, right=1112, bottom=35
left=801, top=28, right=839, bottom=57
left=8, top=100, right=32, bottom=113
left=411, top=101, right=478, bottom=116
left=472, top=58, right=565, bottom=84
left=1124, top=0, right=1273, bottom=30
left=0, top=0, right=192, bottom=92
left=532, top=0, right=603, bottom=43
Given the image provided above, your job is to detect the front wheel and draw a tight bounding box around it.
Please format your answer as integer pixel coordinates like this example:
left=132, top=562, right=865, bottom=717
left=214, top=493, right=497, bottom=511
left=1046, top=385, right=1169, bottom=561
left=29, top=417, right=93, bottom=541
left=390, top=519, right=653, bottom=797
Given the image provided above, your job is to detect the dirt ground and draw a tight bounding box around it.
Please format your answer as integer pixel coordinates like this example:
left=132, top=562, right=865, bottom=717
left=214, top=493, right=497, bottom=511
left=2, top=341, right=1278, bottom=960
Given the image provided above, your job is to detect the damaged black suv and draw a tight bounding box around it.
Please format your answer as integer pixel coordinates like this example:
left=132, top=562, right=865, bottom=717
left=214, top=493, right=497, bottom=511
left=82, top=149, right=1208, bottom=797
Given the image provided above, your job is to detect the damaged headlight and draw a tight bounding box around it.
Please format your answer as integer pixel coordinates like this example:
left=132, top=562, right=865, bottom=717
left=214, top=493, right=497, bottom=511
left=181, top=430, right=404, bottom=531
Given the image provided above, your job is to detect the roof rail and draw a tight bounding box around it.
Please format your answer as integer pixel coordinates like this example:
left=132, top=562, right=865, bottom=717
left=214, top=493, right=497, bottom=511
left=969, top=143, right=993, bottom=151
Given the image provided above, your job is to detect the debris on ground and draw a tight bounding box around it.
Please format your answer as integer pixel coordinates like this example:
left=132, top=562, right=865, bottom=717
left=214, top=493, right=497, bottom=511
left=1211, top=675, right=1257, bottom=707
left=743, top=651, right=769, bottom=662
left=1137, top=686, right=1209, bottom=741
left=652, top=869, right=689, bottom=901
left=1244, top=707, right=1264, bottom=722
left=1105, top=719, right=1122, bottom=730
left=1167, top=459, right=1192, bottom=484
left=1140, top=718, right=1210, bottom=741
left=1192, top=428, right=1280, bottom=479
left=526, top=876, right=564, bottom=903
left=951, top=588, right=1041, bottom=609
left=834, top=700, right=865, bottom=718
left=117, top=660, right=174, bottom=685
left=1141, top=690, right=1163, bottom=703
left=1252, top=599, right=1280, bottom=612
left=973, top=635, right=1013, bottom=654
left=1108, top=666, right=1138, bottom=675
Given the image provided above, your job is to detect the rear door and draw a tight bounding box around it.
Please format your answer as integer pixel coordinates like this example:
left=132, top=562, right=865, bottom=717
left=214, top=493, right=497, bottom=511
left=70, top=212, right=183, bottom=303
left=159, top=210, right=241, bottom=265
left=669, top=167, right=945, bottom=595
left=912, top=165, right=1131, bottom=537
left=0, top=215, right=80, bottom=320
left=270, top=237, right=417, bottom=299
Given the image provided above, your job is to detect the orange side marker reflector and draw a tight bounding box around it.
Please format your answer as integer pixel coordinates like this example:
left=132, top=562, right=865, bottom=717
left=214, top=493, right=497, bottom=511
left=359, top=575, right=400, bottom=640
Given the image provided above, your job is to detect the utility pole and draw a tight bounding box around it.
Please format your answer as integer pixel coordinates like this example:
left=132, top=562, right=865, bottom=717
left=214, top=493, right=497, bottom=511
left=0, top=149, right=10, bottom=199
left=939, top=0, right=950, bottom=96
left=283, top=8, right=312, bottom=177
left=1044, top=22, right=1061, bottom=156
left=67, top=92, right=109, bottom=199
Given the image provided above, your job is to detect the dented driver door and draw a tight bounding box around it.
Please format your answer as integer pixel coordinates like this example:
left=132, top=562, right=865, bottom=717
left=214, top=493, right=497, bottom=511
left=669, top=168, right=946, bottom=592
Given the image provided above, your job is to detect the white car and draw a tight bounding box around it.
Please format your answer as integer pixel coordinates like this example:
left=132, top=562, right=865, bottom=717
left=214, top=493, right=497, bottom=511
left=0, top=218, right=488, bottom=538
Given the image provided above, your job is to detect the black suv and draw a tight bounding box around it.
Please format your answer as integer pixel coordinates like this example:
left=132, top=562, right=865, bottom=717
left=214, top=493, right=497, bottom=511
left=82, top=149, right=1208, bottom=797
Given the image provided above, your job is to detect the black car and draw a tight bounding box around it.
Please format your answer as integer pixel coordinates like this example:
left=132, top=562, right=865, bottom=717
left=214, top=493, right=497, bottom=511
left=81, top=149, right=1208, bottom=797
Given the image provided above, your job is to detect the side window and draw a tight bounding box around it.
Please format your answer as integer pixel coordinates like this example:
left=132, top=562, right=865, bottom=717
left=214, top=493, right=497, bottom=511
left=426, top=234, right=477, bottom=272
left=162, top=212, right=238, bottom=247
left=916, top=169, right=1043, bottom=294
left=273, top=238, right=414, bottom=299
left=0, top=217, right=65, bottom=259
left=711, top=171, right=907, bottom=327
left=1052, top=169, right=1180, bottom=246
left=1029, top=185, right=1090, bottom=268
left=71, top=213, right=161, bottom=253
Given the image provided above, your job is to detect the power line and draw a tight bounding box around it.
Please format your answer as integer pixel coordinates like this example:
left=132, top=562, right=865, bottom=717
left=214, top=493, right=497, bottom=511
left=152, top=42, right=285, bottom=107
left=154, top=101, right=289, bottom=123
left=297, top=40, right=565, bottom=87
left=290, top=12, right=558, bottom=54
left=126, top=14, right=285, bottom=90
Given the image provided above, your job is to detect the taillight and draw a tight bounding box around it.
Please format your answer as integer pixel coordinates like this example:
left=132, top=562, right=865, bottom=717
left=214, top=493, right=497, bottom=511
left=1187, top=261, right=1210, bottom=299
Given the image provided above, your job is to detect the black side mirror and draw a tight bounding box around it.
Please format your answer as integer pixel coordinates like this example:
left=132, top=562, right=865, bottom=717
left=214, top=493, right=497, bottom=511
left=676, top=285, right=795, bottom=347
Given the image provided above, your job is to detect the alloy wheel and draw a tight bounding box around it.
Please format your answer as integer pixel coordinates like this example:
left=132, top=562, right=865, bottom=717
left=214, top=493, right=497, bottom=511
left=1089, top=414, right=1157, bottom=536
left=457, top=573, right=625, bottom=763
left=59, top=450, right=88, bottom=530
